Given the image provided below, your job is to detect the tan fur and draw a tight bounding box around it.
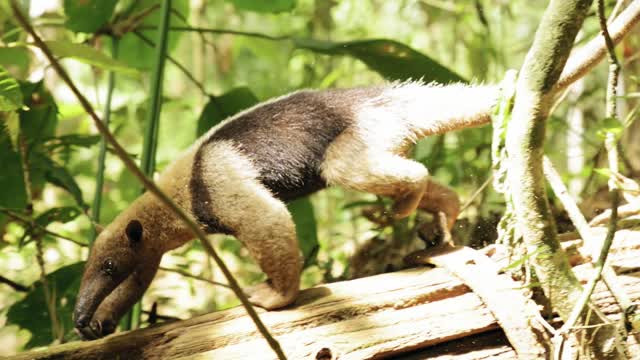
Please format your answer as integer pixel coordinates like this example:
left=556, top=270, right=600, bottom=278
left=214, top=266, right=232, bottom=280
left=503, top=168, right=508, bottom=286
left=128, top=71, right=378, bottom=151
left=322, top=82, right=492, bottom=222
left=75, top=82, right=499, bottom=338
left=194, top=141, right=302, bottom=308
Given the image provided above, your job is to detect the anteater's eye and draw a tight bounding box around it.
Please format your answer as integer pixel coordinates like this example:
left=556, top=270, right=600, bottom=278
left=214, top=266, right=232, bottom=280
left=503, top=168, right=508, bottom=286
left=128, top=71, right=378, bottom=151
left=102, top=259, right=116, bottom=276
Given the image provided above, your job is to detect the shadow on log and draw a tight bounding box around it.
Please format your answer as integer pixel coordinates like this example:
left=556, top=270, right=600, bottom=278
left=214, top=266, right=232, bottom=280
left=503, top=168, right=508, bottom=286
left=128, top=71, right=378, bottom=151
left=10, top=226, right=640, bottom=360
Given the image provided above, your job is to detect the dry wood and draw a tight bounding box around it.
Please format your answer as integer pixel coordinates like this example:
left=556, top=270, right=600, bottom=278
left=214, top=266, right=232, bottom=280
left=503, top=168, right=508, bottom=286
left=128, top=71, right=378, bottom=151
left=10, top=228, right=640, bottom=360
left=408, top=245, right=549, bottom=358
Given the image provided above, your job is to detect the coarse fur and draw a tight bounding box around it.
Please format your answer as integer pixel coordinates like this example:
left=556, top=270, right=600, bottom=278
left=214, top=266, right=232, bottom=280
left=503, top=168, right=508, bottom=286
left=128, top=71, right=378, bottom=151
left=73, top=81, right=499, bottom=339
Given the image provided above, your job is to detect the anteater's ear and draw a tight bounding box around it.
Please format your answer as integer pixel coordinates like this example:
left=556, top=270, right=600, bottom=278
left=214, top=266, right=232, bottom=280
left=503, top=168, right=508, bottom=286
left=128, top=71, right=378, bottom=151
left=125, top=220, right=143, bottom=245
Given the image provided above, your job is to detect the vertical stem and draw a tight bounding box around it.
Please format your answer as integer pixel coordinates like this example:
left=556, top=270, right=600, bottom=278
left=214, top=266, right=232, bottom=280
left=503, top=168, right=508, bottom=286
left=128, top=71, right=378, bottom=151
left=126, top=0, right=172, bottom=331
left=90, top=39, right=119, bottom=247
left=139, top=0, right=171, bottom=176
left=19, top=134, right=62, bottom=341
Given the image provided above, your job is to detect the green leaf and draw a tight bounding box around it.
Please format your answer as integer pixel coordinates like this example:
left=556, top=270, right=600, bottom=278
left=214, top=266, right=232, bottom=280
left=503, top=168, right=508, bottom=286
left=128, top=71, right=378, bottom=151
left=39, top=155, right=86, bottom=208
left=35, top=206, right=82, bottom=227
left=64, top=0, right=118, bottom=33
left=287, top=197, right=319, bottom=267
left=19, top=81, right=58, bottom=146
left=196, top=87, right=259, bottom=137
left=295, top=39, right=465, bottom=83
left=0, top=46, right=30, bottom=76
left=0, top=121, right=26, bottom=211
left=596, top=117, right=624, bottom=139
left=42, top=41, right=138, bottom=75
left=115, top=0, right=189, bottom=70
left=227, top=0, right=296, bottom=13
left=0, top=65, right=23, bottom=111
left=45, top=134, right=101, bottom=152
left=7, top=262, right=85, bottom=348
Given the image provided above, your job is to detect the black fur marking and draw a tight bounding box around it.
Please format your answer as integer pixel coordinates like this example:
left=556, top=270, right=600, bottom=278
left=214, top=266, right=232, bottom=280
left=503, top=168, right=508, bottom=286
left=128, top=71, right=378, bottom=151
left=190, top=149, right=234, bottom=235
left=206, top=88, right=383, bottom=201
left=189, top=87, right=383, bottom=234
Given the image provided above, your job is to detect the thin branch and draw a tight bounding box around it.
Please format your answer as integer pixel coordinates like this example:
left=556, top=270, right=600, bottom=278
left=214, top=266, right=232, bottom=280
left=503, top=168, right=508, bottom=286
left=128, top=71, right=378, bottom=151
left=560, top=0, right=623, bottom=336
left=159, top=266, right=231, bottom=289
left=10, top=3, right=286, bottom=359
left=0, top=274, right=29, bottom=292
left=1, top=209, right=88, bottom=247
left=543, top=156, right=632, bottom=313
left=90, top=39, right=118, bottom=246
left=459, top=174, right=493, bottom=214
left=137, top=25, right=291, bottom=41
left=132, top=30, right=209, bottom=96
left=18, top=134, right=63, bottom=342
left=556, top=0, right=640, bottom=92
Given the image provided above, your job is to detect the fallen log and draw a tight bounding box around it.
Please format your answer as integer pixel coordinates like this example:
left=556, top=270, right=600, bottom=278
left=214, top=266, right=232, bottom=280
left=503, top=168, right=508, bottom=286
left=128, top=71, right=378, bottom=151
left=10, top=228, right=640, bottom=360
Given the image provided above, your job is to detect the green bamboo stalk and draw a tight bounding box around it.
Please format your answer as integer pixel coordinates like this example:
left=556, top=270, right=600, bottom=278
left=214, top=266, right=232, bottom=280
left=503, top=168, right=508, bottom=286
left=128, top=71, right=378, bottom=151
left=124, top=0, right=172, bottom=331
left=139, top=0, right=171, bottom=177
left=90, top=39, right=119, bottom=248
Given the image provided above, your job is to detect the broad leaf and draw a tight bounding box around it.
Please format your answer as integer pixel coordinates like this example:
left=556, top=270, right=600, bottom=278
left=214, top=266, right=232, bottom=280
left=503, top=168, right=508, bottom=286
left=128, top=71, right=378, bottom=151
left=19, top=206, right=82, bottom=246
left=295, top=39, right=465, bottom=83
left=287, top=197, right=319, bottom=267
left=227, top=0, right=296, bottom=13
left=64, top=0, right=118, bottom=33
left=35, top=154, right=86, bottom=208
left=0, top=64, right=22, bottom=111
left=6, top=262, right=85, bottom=348
left=35, top=206, right=82, bottom=228
left=42, top=41, right=137, bottom=75
left=196, top=87, right=259, bottom=137
left=0, top=47, right=31, bottom=75
left=19, top=81, right=58, bottom=146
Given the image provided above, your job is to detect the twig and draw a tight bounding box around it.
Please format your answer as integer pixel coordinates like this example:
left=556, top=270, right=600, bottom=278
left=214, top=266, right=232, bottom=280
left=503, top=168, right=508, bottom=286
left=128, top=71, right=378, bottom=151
left=543, top=156, right=633, bottom=313
left=159, top=266, right=231, bottom=289
left=10, top=3, right=286, bottom=359
left=559, top=0, right=623, bottom=337
left=132, top=30, right=209, bottom=97
left=556, top=0, right=640, bottom=91
left=18, top=134, right=63, bottom=342
left=137, top=25, right=290, bottom=41
left=0, top=274, right=29, bottom=292
left=459, top=174, right=493, bottom=214
left=0, top=209, right=88, bottom=247
left=90, top=39, right=118, bottom=246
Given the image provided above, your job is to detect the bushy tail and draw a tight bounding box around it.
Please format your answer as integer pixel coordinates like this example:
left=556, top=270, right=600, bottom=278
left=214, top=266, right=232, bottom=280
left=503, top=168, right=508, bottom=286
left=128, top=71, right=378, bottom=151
left=380, top=81, right=500, bottom=139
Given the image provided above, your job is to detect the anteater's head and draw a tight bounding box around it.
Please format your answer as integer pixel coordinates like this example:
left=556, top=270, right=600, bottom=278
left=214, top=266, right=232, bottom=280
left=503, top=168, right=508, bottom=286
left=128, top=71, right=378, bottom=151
left=73, top=198, right=171, bottom=339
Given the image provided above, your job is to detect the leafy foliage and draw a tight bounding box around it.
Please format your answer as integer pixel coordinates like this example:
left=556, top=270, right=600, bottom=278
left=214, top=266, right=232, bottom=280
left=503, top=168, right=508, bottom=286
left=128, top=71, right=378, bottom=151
left=295, top=39, right=465, bottom=83
left=7, top=263, right=85, bottom=349
left=63, top=0, right=118, bottom=33
left=115, top=0, right=190, bottom=70
left=0, top=64, right=22, bottom=110
left=227, top=0, right=297, bottom=13
left=43, top=41, right=137, bottom=75
left=196, top=87, right=259, bottom=137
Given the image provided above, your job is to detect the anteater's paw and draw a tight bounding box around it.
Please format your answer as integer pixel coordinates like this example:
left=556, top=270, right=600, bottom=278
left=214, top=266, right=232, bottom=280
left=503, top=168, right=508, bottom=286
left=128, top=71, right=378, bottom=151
left=245, top=281, right=298, bottom=310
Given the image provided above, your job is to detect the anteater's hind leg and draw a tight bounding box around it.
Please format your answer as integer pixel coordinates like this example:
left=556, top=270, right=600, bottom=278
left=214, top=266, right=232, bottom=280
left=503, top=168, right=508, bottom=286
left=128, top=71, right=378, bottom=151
left=419, top=179, right=461, bottom=229
left=321, top=131, right=429, bottom=219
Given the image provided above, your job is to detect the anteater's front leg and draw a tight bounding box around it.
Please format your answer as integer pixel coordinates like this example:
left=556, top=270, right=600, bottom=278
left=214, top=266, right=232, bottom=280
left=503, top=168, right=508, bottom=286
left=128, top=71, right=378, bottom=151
left=238, top=196, right=302, bottom=310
